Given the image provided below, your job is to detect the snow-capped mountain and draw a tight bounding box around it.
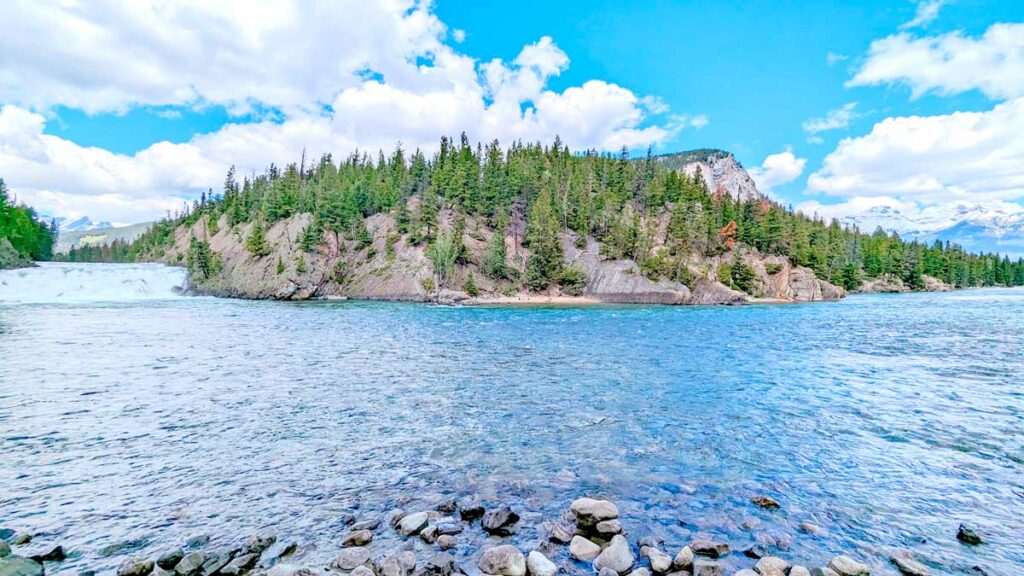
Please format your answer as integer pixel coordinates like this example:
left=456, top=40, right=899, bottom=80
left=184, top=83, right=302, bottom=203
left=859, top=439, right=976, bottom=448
left=54, top=216, right=114, bottom=232
left=838, top=203, right=1024, bottom=258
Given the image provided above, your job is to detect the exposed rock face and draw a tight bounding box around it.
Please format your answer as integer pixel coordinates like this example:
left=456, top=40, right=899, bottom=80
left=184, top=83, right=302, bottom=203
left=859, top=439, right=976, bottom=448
left=155, top=209, right=844, bottom=306
left=681, top=153, right=762, bottom=202
left=0, top=238, right=32, bottom=270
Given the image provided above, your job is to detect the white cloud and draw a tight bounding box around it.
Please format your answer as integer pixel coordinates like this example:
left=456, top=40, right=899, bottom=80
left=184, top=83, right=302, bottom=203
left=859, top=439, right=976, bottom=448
left=452, top=29, right=466, bottom=43
left=826, top=52, right=849, bottom=66
left=803, top=102, right=859, bottom=134
left=848, top=23, right=1024, bottom=100
left=0, top=2, right=701, bottom=223
left=748, top=149, right=807, bottom=194
left=807, top=97, right=1024, bottom=203
left=900, top=0, right=946, bottom=30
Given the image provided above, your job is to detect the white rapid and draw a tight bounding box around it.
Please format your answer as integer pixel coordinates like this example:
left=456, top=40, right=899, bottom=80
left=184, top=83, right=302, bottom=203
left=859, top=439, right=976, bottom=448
left=0, top=262, right=188, bottom=304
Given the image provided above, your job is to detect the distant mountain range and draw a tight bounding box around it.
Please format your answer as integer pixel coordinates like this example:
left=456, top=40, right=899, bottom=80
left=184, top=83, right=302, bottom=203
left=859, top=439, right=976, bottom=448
left=837, top=203, right=1024, bottom=258
left=55, top=221, right=153, bottom=254
left=54, top=216, right=114, bottom=232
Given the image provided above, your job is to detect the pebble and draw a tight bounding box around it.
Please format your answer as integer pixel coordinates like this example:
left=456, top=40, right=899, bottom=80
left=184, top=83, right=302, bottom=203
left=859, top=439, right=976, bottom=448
left=568, top=536, right=601, bottom=561
left=627, top=569, right=650, bottom=576
left=351, top=567, right=375, bottom=576
left=219, top=553, right=257, bottom=576
left=13, top=535, right=32, bottom=546
left=426, top=551, right=455, bottom=576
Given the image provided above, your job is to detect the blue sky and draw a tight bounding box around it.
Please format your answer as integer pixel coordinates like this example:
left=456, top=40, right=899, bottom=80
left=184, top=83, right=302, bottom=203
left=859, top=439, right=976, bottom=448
left=2, top=0, right=1022, bottom=228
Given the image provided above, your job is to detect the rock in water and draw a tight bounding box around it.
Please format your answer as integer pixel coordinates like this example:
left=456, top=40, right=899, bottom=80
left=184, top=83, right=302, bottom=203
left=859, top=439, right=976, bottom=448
left=200, top=551, right=233, bottom=575
left=627, top=569, right=650, bottom=576
left=173, top=552, right=205, bottom=576
left=790, top=567, right=811, bottom=576
left=219, top=553, right=257, bottom=576
left=343, top=529, right=374, bottom=547
left=691, top=560, right=723, bottom=576
left=479, top=545, right=526, bottom=576
left=459, top=498, right=485, bottom=521
left=157, top=550, right=184, bottom=570
left=350, top=519, right=381, bottom=532
left=890, top=553, right=929, bottom=576
left=351, top=567, right=375, bottom=576
left=117, top=558, right=154, bottom=576
left=548, top=524, right=574, bottom=544
left=593, top=535, right=634, bottom=575
left=482, top=507, right=520, bottom=536
left=398, top=512, right=429, bottom=536
left=526, top=551, right=557, bottom=576
left=435, top=520, right=463, bottom=536
left=957, top=524, right=982, bottom=545
left=333, top=547, right=371, bottom=571
left=569, top=536, right=601, bottom=561
left=570, top=498, right=619, bottom=528
left=420, top=525, right=439, bottom=544
left=672, top=547, right=693, bottom=570
left=827, top=556, right=870, bottom=576
left=0, top=556, right=44, bottom=576
left=425, top=552, right=455, bottom=576
left=437, top=535, right=456, bottom=550
left=690, top=540, right=729, bottom=559
left=735, top=571, right=758, bottom=576
left=377, top=551, right=418, bottom=576
left=0, top=542, right=9, bottom=558
left=595, top=520, right=623, bottom=535
left=266, top=564, right=319, bottom=576
left=751, top=496, right=781, bottom=510
left=755, top=556, right=791, bottom=576
left=642, top=547, right=672, bottom=574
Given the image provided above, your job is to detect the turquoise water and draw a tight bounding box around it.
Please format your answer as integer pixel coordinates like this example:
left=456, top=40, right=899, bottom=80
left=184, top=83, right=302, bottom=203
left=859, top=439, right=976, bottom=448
left=1, top=264, right=1023, bottom=575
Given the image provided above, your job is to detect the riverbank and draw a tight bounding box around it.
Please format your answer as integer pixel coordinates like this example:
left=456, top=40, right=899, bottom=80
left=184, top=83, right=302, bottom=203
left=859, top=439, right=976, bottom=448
left=0, top=496, right=954, bottom=576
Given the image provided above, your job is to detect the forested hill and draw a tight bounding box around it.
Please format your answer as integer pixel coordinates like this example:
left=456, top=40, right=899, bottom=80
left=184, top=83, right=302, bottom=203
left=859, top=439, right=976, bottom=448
left=63, top=138, right=1024, bottom=301
left=0, top=179, right=56, bottom=269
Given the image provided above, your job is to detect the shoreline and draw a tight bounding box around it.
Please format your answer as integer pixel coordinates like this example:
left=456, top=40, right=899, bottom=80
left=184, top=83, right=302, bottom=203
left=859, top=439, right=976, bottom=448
left=0, top=495, right=948, bottom=576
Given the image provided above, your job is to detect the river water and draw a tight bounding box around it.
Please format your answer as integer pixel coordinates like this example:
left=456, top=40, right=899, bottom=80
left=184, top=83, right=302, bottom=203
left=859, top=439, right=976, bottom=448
left=1, top=263, right=1022, bottom=575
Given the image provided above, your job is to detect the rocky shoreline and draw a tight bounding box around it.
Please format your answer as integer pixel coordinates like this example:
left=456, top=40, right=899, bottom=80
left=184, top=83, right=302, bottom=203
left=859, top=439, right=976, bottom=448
left=2, top=495, right=974, bottom=576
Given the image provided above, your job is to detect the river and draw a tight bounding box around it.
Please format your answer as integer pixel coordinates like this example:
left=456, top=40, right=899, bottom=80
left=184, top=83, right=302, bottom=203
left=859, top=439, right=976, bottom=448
left=1, top=263, right=1022, bottom=575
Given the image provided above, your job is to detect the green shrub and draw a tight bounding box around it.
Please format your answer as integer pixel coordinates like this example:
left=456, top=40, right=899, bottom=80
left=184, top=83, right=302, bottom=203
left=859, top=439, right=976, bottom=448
left=559, top=265, right=588, bottom=296
left=463, top=272, right=479, bottom=296
left=765, top=262, right=784, bottom=275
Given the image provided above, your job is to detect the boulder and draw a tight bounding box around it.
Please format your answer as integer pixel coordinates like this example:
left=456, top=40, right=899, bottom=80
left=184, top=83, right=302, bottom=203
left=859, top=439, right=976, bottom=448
left=437, top=536, right=456, bottom=551
left=691, top=560, right=723, bottom=576
left=459, top=498, right=486, bottom=521
left=398, top=512, right=429, bottom=536
left=827, top=556, right=869, bottom=576
left=890, top=553, right=928, bottom=576
left=790, top=567, right=810, bottom=576
left=420, top=526, right=439, bottom=544
left=244, top=535, right=276, bottom=554
left=643, top=548, right=671, bottom=574
left=671, top=547, right=693, bottom=570
left=799, top=522, right=823, bottom=536
left=735, top=571, right=758, bottom=576
left=218, top=553, right=257, bottom=576
left=343, top=529, right=374, bottom=547
left=266, top=564, right=319, bottom=576
left=117, top=559, right=155, bottom=576
left=157, top=550, right=184, bottom=570
left=627, top=569, right=650, bottom=576
left=593, top=535, right=634, bottom=575
left=635, top=537, right=664, bottom=550
left=201, top=551, right=234, bottom=575
left=568, top=537, right=601, bottom=562
left=389, top=510, right=406, bottom=529
left=690, top=540, right=729, bottom=559
left=479, top=545, right=526, bottom=576
left=526, top=551, right=557, bottom=576
left=0, top=543, right=8, bottom=559
left=482, top=507, right=520, bottom=536
left=595, top=520, right=623, bottom=535
left=0, top=556, right=44, bottom=576
left=956, top=525, right=982, bottom=545
left=332, top=547, right=371, bottom=571
left=351, top=567, right=375, bottom=576
left=743, top=545, right=769, bottom=559
left=435, top=520, right=463, bottom=536
left=425, top=552, right=455, bottom=576
left=29, top=546, right=65, bottom=562
left=174, top=552, right=205, bottom=576
left=754, top=557, right=790, bottom=576
left=570, top=498, right=619, bottom=528
left=548, top=525, right=574, bottom=544
left=436, top=499, right=459, bottom=515
left=185, top=536, right=209, bottom=550
left=12, top=536, right=31, bottom=546
left=377, top=551, right=417, bottom=576
left=810, top=569, right=840, bottom=576
left=598, top=569, right=618, bottom=576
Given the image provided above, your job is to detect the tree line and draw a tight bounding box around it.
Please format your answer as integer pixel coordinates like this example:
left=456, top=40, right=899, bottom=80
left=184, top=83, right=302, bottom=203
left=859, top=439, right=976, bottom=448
left=62, top=137, right=1024, bottom=290
left=0, top=178, right=55, bottom=266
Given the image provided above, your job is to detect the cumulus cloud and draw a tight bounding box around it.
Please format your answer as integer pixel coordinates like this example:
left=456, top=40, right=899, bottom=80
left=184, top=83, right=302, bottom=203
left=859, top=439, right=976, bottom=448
left=0, top=1, right=702, bottom=223
left=803, top=102, right=859, bottom=135
left=848, top=23, right=1024, bottom=100
left=748, top=149, right=807, bottom=194
left=807, top=97, right=1024, bottom=203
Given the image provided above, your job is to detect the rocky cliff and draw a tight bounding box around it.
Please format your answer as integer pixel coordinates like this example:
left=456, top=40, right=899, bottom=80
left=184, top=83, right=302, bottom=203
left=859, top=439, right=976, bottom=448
left=153, top=209, right=844, bottom=306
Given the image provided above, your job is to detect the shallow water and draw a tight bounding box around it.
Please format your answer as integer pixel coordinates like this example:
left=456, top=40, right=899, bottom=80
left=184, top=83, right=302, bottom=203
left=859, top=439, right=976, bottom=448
left=1, top=263, right=1023, bottom=575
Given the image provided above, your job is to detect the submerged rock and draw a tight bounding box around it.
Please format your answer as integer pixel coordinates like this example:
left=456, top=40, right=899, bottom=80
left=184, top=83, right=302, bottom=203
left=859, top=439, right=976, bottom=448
left=526, top=551, right=556, bottom=576
left=570, top=498, right=619, bottom=528
left=827, top=556, right=869, bottom=576
left=0, top=556, right=44, bottom=576
left=568, top=536, right=601, bottom=561
left=691, top=560, right=723, bottom=576
left=350, top=519, right=381, bottom=532
left=350, top=567, right=375, bottom=576
left=690, top=540, right=729, bottom=559
left=593, top=535, right=634, bottom=575
left=29, top=546, right=65, bottom=562
left=482, top=507, right=520, bottom=536
left=0, top=542, right=8, bottom=558
left=425, top=552, right=455, bottom=576
left=751, top=496, right=780, bottom=510
left=479, top=545, right=526, bottom=576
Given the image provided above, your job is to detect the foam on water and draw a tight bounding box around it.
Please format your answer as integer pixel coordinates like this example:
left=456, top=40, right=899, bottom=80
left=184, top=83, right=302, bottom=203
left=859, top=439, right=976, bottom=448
left=0, top=261, right=187, bottom=304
